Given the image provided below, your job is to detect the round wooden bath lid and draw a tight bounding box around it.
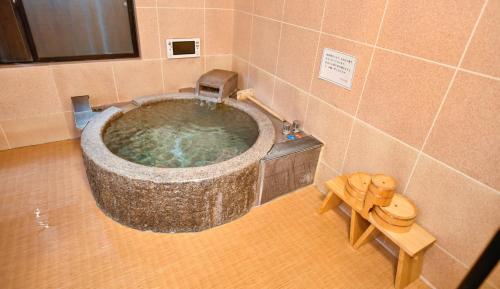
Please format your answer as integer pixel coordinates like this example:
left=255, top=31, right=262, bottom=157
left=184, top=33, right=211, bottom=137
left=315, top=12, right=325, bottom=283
left=346, top=182, right=366, bottom=200
left=371, top=174, right=396, bottom=191
left=376, top=194, right=417, bottom=221
left=348, top=173, right=371, bottom=193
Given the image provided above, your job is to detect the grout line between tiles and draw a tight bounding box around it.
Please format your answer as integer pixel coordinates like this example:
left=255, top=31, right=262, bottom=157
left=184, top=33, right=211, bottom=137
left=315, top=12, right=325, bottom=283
left=245, top=1, right=255, bottom=89
left=339, top=0, right=389, bottom=173
left=435, top=243, right=471, bottom=269
left=204, top=53, right=233, bottom=57
left=154, top=0, right=166, bottom=93
left=110, top=64, right=120, bottom=102
left=204, top=7, right=232, bottom=11
left=277, top=0, right=287, bottom=58
left=374, top=237, right=398, bottom=258
left=49, top=66, right=66, bottom=111
left=434, top=240, right=499, bottom=289
left=303, top=0, right=328, bottom=131
left=402, top=0, right=491, bottom=195
left=270, top=0, right=288, bottom=107
left=0, top=124, right=11, bottom=149
left=319, top=160, right=341, bottom=176
left=458, top=67, right=500, bottom=81
left=49, top=66, right=75, bottom=140
left=419, top=276, right=438, bottom=289
left=154, top=7, right=233, bottom=11
left=312, top=156, right=325, bottom=191
left=245, top=60, right=353, bottom=119
left=204, top=0, right=207, bottom=72
left=321, top=31, right=374, bottom=48
left=436, top=244, right=500, bottom=289
left=1, top=111, right=70, bottom=121
left=252, top=13, right=317, bottom=34
left=375, top=46, right=456, bottom=70
left=420, top=152, right=499, bottom=194
left=301, top=90, right=312, bottom=131
left=123, top=54, right=234, bottom=62
left=307, top=0, right=327, bottom=95
left=353, top=119, right=419, bottom=152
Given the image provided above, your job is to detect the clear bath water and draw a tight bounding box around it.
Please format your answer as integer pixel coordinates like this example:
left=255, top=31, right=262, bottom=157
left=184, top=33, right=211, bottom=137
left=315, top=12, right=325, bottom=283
left=102, top=99, right=259, bottom=168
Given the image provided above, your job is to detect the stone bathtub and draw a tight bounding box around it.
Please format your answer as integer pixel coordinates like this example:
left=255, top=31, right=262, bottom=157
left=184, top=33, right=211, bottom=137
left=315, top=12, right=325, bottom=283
left=81, top=93, right=274, bottom=233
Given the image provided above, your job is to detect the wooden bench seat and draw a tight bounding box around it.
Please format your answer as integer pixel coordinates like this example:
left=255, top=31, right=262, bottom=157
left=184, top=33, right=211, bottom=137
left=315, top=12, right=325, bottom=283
left=319, top=176, right=436, bottom=289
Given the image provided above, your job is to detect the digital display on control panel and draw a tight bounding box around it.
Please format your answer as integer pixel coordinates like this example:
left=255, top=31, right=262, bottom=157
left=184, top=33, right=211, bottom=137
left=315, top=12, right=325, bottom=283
left=172, top=41, right=196, bottom=55
left=167, top=38, right=200, bottom=59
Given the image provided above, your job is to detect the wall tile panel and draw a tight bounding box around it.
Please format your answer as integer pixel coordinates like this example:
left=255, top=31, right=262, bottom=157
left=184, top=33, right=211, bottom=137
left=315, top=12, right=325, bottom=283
left=276, top=25, right=319, bottom=91
left=378, top=0, right=483, bottom=65
left=424, top=72, right=500, bottom=191
left=358, top=50, right=454, bottom=148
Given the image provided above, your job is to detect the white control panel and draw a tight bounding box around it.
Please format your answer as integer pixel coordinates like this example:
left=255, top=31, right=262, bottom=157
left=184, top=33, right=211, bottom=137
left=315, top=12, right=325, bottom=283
left=319, top=48, right=357, bottom=90
left=166, top=38, right=200, bottom=59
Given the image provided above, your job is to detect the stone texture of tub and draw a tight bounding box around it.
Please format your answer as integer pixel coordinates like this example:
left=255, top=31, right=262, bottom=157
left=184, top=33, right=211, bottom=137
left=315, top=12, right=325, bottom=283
left=81, top=93, right=274, bottom=232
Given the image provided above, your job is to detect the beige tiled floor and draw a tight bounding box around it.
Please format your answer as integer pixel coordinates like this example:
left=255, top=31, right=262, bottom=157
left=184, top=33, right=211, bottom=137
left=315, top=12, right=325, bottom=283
left=0, top=140, right=429, bottom=289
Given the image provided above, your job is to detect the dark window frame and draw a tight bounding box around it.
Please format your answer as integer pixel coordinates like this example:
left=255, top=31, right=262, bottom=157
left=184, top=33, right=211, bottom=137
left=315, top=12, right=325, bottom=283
left=4, top=0, right=139, bottom=64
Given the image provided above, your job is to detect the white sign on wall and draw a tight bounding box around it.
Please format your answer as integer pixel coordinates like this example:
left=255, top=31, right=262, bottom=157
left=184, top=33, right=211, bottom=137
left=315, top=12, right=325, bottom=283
left=318, top=48, right=357, bottom=90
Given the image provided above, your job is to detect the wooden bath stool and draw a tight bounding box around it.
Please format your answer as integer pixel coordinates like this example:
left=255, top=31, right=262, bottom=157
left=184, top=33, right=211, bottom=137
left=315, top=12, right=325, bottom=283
left=318, top=176, right=436, bottom=289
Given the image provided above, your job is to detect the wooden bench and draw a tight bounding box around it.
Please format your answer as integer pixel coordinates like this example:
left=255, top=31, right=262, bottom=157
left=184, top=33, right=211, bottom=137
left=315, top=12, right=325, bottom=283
left=319, top=176, right=436, bottom=289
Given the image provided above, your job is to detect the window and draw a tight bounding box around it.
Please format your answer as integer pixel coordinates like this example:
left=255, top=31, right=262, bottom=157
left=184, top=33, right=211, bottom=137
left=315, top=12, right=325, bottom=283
left=0, top=0, right=139, bottom=64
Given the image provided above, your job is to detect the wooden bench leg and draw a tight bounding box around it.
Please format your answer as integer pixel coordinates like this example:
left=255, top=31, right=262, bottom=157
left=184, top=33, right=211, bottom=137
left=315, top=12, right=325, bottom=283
left=318, top=190, right=342, bottom=214
left=353, top=224, right=378, bottom=249
left=349, top=209, right=370, bottom=246
left=395, top=250, right=425, bottom=289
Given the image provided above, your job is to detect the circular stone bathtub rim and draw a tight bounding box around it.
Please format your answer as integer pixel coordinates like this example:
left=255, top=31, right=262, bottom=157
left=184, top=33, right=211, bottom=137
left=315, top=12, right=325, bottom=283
left=80, top=93, right=275, bottom=183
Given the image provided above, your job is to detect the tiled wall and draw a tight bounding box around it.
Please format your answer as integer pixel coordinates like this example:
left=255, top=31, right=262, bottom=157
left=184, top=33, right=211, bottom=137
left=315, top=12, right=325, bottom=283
left=231, top=1, right=499, bottom=288
left=0, top=0, right=234, bottom=150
